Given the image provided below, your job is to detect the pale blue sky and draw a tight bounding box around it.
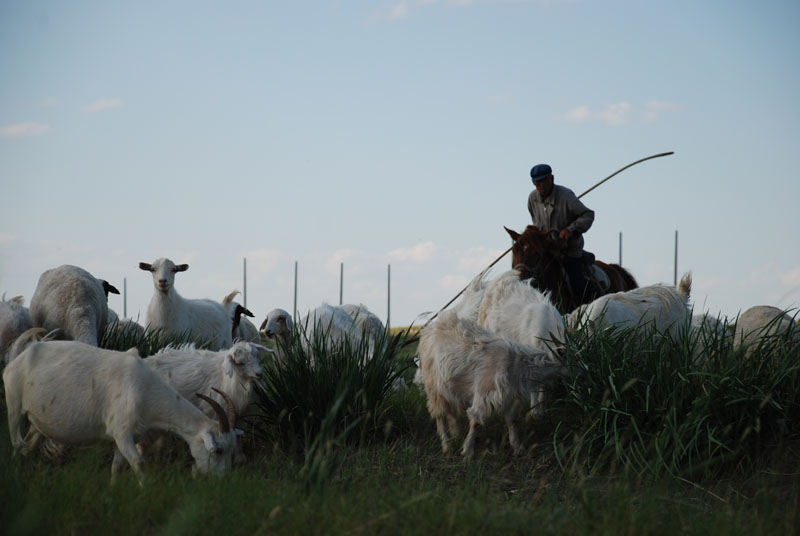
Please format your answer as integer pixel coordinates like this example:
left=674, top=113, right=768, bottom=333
left=2, top=0, right=799, bottom=327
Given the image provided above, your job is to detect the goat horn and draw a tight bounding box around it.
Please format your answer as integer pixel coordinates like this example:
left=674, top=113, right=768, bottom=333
left=196, top=393, right=231, bottom=434
left=210, top=387, right=237, bottom=431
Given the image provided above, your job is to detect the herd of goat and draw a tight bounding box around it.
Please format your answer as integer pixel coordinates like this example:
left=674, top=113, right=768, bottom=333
left=0, top=257, right=798, bottom=483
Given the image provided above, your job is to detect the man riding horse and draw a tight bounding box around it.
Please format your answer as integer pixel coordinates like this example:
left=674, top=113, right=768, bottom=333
left=526, top=163, right=601, bottom=303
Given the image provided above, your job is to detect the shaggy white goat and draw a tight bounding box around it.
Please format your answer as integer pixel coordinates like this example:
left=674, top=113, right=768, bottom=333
left=222, top=291, right=260, bottom=344
left=139, top=258, right=233, bottom=350
left=3, top=332, right=238, bottom=485
left=568, top=272, right=693, bottom=338
left=145, top=340, right=269, bottom=421
left=29, top=265, right=120, bottom=346
left=734, top=305, right=799, bottom=352
left=0, top=294, right=33, bottom=365
left=418, top=309, right=569, bottom=457
left=476, top=269, right=566, bottom=415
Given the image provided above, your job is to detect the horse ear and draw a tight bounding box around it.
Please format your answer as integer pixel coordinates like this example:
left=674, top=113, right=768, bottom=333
left=504, top=226, right=521, bottom=241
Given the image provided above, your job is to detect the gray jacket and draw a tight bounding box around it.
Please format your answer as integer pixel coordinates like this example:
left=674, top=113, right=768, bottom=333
left=527, top=184, right=594, bottom=258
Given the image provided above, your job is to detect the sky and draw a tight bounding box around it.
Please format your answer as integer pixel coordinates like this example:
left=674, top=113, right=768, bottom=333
left=2, top=0, right=799, bottom=329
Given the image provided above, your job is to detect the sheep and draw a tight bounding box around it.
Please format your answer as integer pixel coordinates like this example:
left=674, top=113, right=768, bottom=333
left=222, top=291, right=260, bottom=344
left=734, top=305, right=799, bottom=353
left=418, top=308, right=570, bottom=457
left=568, top=272, right=693, bottom=338
left=0, top=294, right=33, bottom=365
left=476, top=269, right=566, bottom=415
left=3, top=332, right=238, bottom=485
left=139, top=258, right=233, bottom=350
left=29, top=265, right=120, bottom=346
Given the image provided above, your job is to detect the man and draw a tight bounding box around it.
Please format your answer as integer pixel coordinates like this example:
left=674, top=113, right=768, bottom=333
left=527, top=163, right=599, bottom=301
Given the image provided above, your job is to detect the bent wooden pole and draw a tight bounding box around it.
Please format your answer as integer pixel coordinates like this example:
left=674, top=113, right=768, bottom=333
left=421, top=151, right=675, bottom=329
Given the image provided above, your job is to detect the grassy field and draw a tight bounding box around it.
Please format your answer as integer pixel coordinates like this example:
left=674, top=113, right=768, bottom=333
left=2, top=320, right=799, bottom=535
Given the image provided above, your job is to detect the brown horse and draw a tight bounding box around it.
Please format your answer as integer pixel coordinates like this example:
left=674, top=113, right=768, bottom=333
left=504, top=225, right=638, bottom=313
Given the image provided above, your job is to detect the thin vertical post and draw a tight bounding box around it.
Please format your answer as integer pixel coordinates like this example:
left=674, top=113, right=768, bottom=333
left=243, top=258, right=247, bottom=308
left=674, top=230, right=678, bottom=286
left=123, top=277, right=127, bottom=319
left=387, top=264, right=391, bottom=330
left=618, top=232, right=622, bottom=266
left=339, top=262, right=343, bottom=305
left=293, top=261, right=298, bottom=319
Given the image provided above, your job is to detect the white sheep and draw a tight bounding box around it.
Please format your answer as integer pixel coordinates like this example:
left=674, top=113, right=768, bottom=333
left=29, top=265, right=120, bottom=346
left=222, top=290, right=261, bottom=344
left=734, top=305, right=799, bottom=352
left=0, top=294, right=33, bottom=365
left=139, top=258, right=233, bottom=350
left=3, top=332, right=238, bottom=485
left=568, top=272, right=693, bottom=338
left=418, top=308, right=569, bottom=457
left=476, top=269, right=566, bottom=415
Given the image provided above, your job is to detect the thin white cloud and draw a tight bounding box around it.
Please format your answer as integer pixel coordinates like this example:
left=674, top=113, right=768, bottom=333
left=0, top=122, right=53, bottom=138
left=598, top=102, right=631, bottom=126
left=565, top=100, right=678, bottom=126
left=388, top=241, right=437, bottom=262
left=83, top=98, right=124, bottom=113
left=643, top=99, right=680, bottom=121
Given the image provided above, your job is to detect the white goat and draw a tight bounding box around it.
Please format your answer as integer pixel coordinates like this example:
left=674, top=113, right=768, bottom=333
left=418, top=309, right=569, bottom=457
left=568, top=272, right=693, bottom=338
left=259, top=308, right=294, bottom=363
left=734, top=305, right=799, bottom=352
left=477, top=269, right=566, bottom=415
left=29, top=265, right=120, bottom=346
left=341, top=303, right=385, bottom=340
left=1, top=294, right=33, bottom=365
left=145, top=340, right=268, bottom=421
left=139, top=258, right=233, bottom=350
left=222, top=291, right=260, bottom=344
left=298, top=303, right=362, bottom=355
left=3, top=333, right=238, bottom=485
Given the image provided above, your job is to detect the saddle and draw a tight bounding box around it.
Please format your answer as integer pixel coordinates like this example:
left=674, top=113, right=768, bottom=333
left=581, top=250, right=611, bottom=293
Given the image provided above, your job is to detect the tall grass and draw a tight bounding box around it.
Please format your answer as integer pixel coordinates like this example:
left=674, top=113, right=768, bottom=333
left=552, top=316, right=800, bottom=481
left=99, top=321, right=220, bottom=357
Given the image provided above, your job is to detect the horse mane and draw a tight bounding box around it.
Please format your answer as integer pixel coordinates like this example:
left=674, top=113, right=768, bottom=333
left=595, top=260, right=638, bottom=290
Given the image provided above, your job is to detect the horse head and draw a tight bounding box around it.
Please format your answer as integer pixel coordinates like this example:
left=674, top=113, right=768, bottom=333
left=504, top=225, right=566, bottom=279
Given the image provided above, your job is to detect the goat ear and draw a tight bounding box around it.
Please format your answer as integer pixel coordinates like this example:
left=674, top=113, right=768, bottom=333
left=139, top=262, right=152, bottom=271
left=202, top=431, right=218, bottom=452
left=103, top=281, right=121, bottom=295
left=223, top=355, right=234, bottom=377
left=175, top=264, right=189, bottom=272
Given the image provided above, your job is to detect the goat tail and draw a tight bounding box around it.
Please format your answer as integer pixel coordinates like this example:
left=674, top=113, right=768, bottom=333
left=6, top=327, right=53, bottom=365
left=678, top=271, right=693, bottom=302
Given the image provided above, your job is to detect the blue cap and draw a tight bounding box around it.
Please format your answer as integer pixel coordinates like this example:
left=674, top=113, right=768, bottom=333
left=530, top=163, right=552, bottom=182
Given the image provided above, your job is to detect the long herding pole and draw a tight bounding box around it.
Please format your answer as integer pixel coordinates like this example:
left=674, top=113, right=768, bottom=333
left=422, top=151, right=674, bottom=329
